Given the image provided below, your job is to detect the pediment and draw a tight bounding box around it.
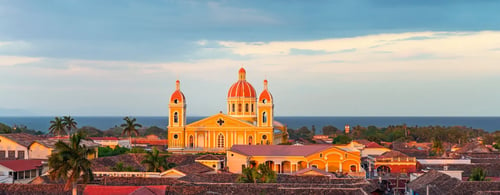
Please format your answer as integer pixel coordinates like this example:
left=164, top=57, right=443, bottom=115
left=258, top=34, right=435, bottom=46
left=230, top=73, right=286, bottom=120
left=186, top=113, right=255, bottom=128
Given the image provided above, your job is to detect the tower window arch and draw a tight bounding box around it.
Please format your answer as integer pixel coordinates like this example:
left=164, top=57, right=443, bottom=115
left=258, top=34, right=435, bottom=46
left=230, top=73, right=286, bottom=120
left=174, top=99, right=178, bottom=104
left=238, top=104, right=242, bottom=112
left=232, top=104, right=235, bottom=112
left=251, top=104, right=254, bottom=112
left=174, top=112, right=178, bottom=123
left=262, top=112, right=267, bottom=123
left=248, top=136, right=253, bottom=145
left=245, top=103, right=249, bottom=112
left=262, top=99, right=267, bottom=104
left=217, top=134, right=225, bottom=148
left=189, top=135, right=194, bottom=148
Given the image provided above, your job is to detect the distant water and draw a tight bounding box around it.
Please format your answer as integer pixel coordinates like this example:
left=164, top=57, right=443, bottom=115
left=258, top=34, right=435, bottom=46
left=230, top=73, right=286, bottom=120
left=0, top=116, right=499, bottom=132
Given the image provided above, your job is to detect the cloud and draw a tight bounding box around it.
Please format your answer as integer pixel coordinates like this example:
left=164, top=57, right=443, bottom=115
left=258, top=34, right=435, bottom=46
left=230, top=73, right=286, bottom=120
left=0, top=56, right=43, bottom=66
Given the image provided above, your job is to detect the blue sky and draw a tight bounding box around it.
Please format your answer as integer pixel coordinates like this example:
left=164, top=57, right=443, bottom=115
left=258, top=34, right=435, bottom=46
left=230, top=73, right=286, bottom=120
left=1, top=0, right=500, bottom=116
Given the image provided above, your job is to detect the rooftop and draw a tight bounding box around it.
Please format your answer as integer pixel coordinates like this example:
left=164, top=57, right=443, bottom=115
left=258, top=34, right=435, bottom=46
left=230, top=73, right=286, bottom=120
left=0, top=160, right=43, bottom=171
left=0, top=133, right=41, bottom=147
left=230, top=144, right=333, bottom=156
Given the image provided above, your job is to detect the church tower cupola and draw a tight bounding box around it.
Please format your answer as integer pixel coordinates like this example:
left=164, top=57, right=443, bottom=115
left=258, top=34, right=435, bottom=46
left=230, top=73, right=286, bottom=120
left=169, top=80, right=186, bottom=128
left=227, top=67, right=257, bottom=123
left=258, top=79, right=274, bottom=127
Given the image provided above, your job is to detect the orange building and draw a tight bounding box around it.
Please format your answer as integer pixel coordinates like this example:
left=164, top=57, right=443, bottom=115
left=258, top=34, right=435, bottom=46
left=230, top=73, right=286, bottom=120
left=167, top=68, right=288, bottom=152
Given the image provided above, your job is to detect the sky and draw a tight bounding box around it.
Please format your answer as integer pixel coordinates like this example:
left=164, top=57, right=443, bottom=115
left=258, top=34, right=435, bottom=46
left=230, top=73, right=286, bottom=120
left=1, top=0, right=500, bottom=116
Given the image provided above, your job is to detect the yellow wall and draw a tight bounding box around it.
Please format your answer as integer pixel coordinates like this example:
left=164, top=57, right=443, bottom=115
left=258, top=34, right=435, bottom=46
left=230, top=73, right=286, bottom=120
left=168, top=113, right=274, bottom=151
left=28, top=142, right=52, bottom=160
left=0, top=136, right=29, bottom=159
left=227, top=146, right=361, bottom=174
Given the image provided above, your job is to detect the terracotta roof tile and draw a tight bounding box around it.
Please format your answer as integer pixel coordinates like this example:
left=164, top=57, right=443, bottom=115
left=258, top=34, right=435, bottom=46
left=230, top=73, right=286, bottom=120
left=89, top=137, right=119, bottom=141
left=172, top=162, right=213, bottom=175
left=0, top=133, right=40, bottom=147
left=230, top=144, right=333, bottom=156
left=376, top=150, right=409, bottom=158
left=83, top=185, right=167, bottom=195
left=293, top=167, right=336, bottom=177
left=0, top=160, right=43, bottom=171
left=364, top=142, right=385, bottom=148
left=195, top=154, right=221, bottom=161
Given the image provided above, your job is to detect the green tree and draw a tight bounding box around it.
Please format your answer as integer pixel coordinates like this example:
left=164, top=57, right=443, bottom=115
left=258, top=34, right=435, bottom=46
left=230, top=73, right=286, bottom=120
left=469, top=167, right=487, bottom=181
left=0, top=123, right=12, bottom=133
left=141, top=147, right=175, bottom=172
left=322, top=125, right=339, bottom=136
left=62, top=116, right=78, bottom=136
left=332, top=134, right=352, bottom=144
left=431, top=138, right=444, bottom=156
left=111, top=161, right=138, bottom=172
left=237, top=164, right=277, bottom=183
left=120, top=116, right=142, bottom=146
left=49, top=117, right=66, bottom=137
left=48, top=133, right=94, bottom=195
left=144, top=126, right=166, bottom=138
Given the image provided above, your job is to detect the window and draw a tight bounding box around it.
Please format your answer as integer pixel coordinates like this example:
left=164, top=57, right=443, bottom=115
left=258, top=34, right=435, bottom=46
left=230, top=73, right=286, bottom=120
left=245, top=104, right=249, bottom=112
left=262, top=99, right=266, bottom=104
left=232, top=104, right=235, bottom=112
left=248, top=136, right=252, bottom=145
left=262, top=112, right=267, bottom=123
left=17, top=151, right=24, bottom=159
left=0, top=151, right=5, bottom=160
left=212, top=164, right=216, bottom=168
left=262, top=135, right=267, bottom=140
left=350, top=165, right=356, bottom=172
left=238, top=104, right=242, bottom=112
left=311, top=165, right=318, bottom=168
left=173, top=134, right=179, bottom=139
left=320, top=153, right=323, bottom=158
left=174, top=112, right=178, bottom=123
left=217, top=134, right=225, bottom=148
left=8, top=150, right=15, bottom=159
left=189, top=135, right=194, bottom=148
left=251, top=104, right=254, bottom=112
left=174, top=99, right=178, bottom=104
left=241, top=165, right=245, bottom=171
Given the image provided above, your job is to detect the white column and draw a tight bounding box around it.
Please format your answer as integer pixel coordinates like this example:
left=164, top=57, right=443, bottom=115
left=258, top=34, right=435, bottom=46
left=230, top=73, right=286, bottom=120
left=339, top=162, right=343, bottom=172
left=244, top=130, right=247, bottom=144
left=326, top=162, right=329, bottom=172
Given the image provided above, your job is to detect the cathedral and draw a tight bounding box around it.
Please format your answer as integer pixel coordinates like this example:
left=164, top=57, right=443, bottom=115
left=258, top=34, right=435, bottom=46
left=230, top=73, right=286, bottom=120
left=167, top=68, right=288, bottom=152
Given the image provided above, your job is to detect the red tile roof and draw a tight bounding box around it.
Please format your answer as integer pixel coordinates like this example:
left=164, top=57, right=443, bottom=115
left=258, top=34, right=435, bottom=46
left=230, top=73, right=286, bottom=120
left=89, top=137, right=119, bottom=141
left=132, top=139, right=167, bottom=145
left=230, top=144, right=333, bottom=156
left=0, top=160, right=43, bottom=171
left=364, top=142, right=385, bottom=148
left=195, top=154, right=222, bottom=161
left=376, top=150, right=409, bottom=159
left=83, top=185, right=166, bottom=195
left=0, top=133, right=41, bottom=147
left=173, top=162, right=214, bottom=175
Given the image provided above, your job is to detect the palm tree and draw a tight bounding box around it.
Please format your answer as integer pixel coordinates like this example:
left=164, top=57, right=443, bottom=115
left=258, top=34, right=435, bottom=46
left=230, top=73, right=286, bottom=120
left=63, top=116, right=78, bottom=136
left=49, top=117, right=66, bottom=137
left=120, top=116, right=141, bottom=147
left=237, top=163, right=277, bottom=183
left=469, top=167, right=488, bottom=181
left=48, top=132, right=94, bottom=195
left=432, top=138, right=444, bottom=156
left=141, top=147, right=175, bottom=172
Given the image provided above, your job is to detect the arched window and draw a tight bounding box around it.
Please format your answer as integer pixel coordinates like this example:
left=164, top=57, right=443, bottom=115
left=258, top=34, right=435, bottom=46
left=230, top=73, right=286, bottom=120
left=350, top=165, right=356, bottom=172
left=262, top=99, right=267, bottom=104
left=174, top=112, right=178, bottom=123
left=232, top=104, right=235, bottom=112
left=174, top=99, right=178, bottom=104
left=245, top=103, right=249, bottom=112
left=238, top=104, right=242, bottom=112
left=217, top=134, right=225, bottom=148
left=262, top=112, right=267, bottom=123
left=248, top=136, right=252, bottom=145
left=189, top=135, right=194, bottom=148
left=251, top=104, right=254, bottom=112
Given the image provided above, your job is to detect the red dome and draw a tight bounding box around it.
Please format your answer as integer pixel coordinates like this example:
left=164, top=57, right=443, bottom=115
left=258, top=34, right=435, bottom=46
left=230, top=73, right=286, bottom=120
left=228, top=80, right=256, bottom=98
left=228, top=68, right=256, bottom=98
left=259, top=80, right=273, bottom=102
left=170, top=80, right=185, bottom=102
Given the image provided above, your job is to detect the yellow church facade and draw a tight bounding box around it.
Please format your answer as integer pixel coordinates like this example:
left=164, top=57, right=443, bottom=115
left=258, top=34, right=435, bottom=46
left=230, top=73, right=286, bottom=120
left=167, top=68, right=287, bottom=152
